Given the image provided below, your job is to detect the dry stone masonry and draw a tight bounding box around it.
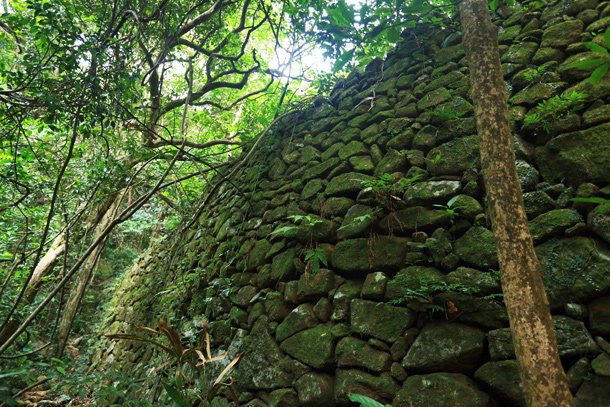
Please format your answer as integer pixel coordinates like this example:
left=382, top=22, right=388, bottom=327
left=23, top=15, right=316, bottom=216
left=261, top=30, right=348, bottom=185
left=91, top=1, right=610, bottom=406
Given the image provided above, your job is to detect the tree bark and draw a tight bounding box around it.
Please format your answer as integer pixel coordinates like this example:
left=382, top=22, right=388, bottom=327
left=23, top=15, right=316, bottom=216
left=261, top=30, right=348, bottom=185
left=460, top=1, right=574, bottom=406
left=24, top=235, right=66, bottom=305
left=54, top=190, right=123, bottom=357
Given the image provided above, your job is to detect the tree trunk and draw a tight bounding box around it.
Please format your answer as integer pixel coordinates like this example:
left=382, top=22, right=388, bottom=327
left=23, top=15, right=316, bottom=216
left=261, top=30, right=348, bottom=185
left=460, top=1, right=574, bottom=406
left=24, top=235, right=66, bottom=305
left=0, top=236, right=66, bottom=345
left=55, top=189, right=124, bottom=357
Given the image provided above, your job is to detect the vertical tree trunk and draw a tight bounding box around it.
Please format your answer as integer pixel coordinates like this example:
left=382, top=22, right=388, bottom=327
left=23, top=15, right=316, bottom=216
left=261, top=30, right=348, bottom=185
left=460, top=1, right=574, bottom=406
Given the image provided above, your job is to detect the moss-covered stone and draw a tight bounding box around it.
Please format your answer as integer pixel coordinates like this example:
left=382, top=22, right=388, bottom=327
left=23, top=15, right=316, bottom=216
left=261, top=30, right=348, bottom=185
left=379, top=206, right=452, bottom=235
left=528, top=209, right=582, bottom=243
left=523, top=190, right=555, bottom=219
left=541, top=19, right=584, bottom=48
left=268, top=388, right=299, bottom=407
left=336, top=336, right=392, bottom=372
left=501, top=41, right=539, bottom=64
left=334, top=369, right=397, bottom=406
left=588, top=203, right=610, bottom=245
left=337, top=204, right=380, bottom=240
left=394, top=373, right=495, bottom=407
left=403, top=180, right=462, bottom=206
left=386, top=128, right=415, bottom=150
left=271, top=248, right=298, bottom=283
left=275, top=303, right=318, bottom=342
left=237, top=316, right=294, bottom=389
left=326, top=172, right=374, bottom=197
left=295, top=373, right=335, bottom=407
left=374, top=148, right=408, bottom=176
left=348, top=155, right=374, bottom=173
left=361, top=271, right=389, bottom=300
left=280, top=324, right=334, bottom=369
left=417, top=87, right=452, bottom=111
left=247, top=239, right=272, bottom=271
left=351, top=299, right=416, bottom=342
left=487, top=316, right=599, bottom=361
left=332, top=236, right=409, bottom=275
left=297, top=268, right=337, bottom=303
left=589, top=295, right=610, bottom=337
left=538, top=237, right=610, bottom=309
left=509, top=82, right=565, bottom=105
left=453, top=226, right=498, bottom=269
left=426, top=135, right=480, bottom=176
left=475, top=360, right=525, bottom=407
left=435, top=44, right=466, bottom=64
left=425, top=71, right=466, bottom=92
left=403, top=321, right=486, bottom=373
left=338, top=141, right=369, bottom=160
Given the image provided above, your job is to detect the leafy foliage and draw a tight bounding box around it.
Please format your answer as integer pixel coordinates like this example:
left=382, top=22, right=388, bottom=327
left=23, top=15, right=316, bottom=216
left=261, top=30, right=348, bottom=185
left=105, top=317, right=242, bottom=406
left=573, top=27, right=610, bottom=84
left=524, top=91, right=585, bottom=133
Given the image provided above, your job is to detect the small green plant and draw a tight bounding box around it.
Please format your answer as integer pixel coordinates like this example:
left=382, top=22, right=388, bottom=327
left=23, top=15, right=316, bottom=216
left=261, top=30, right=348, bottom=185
left=424, top=153, right=441, bottom=164
left=348, top=393, right=391, bottom=407
left=271, top=215, right=323, bottom=236
left=524, top=91, right=585, bottom=133
left=573, top=27, right=610, bottom=84
left=425, top=103, right=466, bottom=123
left=361, top=173, right=421, bottom=208
left=337, top=209, right=379, bottom=232
left=433, top=196, right=464, bottom=223
left=105, top=317, right=241, bottom=406
left=271, top=215, right=328, bottom=276
left=522, top=65, right=548, bottom=83
left=304, top=246, right=328, bottom=276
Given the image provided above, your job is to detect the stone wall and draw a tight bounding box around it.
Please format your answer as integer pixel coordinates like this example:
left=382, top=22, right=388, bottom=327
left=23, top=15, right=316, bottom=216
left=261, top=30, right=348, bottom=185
left=90, top=1, right=610, bottom=406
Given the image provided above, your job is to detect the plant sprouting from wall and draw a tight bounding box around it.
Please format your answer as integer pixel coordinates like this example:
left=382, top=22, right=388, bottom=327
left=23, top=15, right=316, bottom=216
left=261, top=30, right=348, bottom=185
left=271, top=215, right=328, bottom=276
left=524, top=91, right=585, bottom=133
left=433, top=196, right=464, bottom=224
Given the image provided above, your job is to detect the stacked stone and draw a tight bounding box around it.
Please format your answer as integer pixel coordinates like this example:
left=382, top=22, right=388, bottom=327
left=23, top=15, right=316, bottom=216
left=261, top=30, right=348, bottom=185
left=91, top=1, right=610, bottom=406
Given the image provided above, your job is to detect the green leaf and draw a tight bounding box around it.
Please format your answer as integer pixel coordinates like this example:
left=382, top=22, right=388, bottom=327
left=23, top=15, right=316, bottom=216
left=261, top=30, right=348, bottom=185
left=332, top=48, right=355, bottom=72
left=162, top=382, right=188, bottom=407
left=570, top=197, right=610, bottom=204
left=326, top=7, right=350, bottom=27
left=270, top=226, right=298, bottom=235
left=447, top=196, right=459, bottom=208
left=337, top=0, right=355, bottom=24
left=348, top=393, right=391, bottom=407
left=489, top=0, right=499, bottom=11
left=583, top=42, right=609, bottom=54
left=572, top=58, right=605, bottom=69
left=590, top=62, right=610, bottom=84
left=604, top=27, right=610, bottom=48
left=55, top=366, right=66, bottom=375
left=385, top=27, right=400, bottom=43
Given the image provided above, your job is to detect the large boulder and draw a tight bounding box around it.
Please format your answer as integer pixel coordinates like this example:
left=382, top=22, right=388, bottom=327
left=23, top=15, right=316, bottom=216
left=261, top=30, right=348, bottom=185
left=536, top=237, right=610, bottom=309
left=535, top=122, right=610, bottom=185
left=394, top=372, right=497, bottom=407
left=475, top=360, right=525, bottom=407
left=403, top=321, right=487, bottom=373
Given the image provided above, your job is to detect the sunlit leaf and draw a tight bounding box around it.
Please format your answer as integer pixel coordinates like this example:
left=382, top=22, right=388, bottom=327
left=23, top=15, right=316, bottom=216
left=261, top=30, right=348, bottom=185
left=583, top=42, right=609, bottom=54
left=332, top=48, right=355, bottom=72
left=572, top=58, right=605, bottom=69
left=590, top=62, right=610, bottom=84
left=385, top=27, right=401, bottom=43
